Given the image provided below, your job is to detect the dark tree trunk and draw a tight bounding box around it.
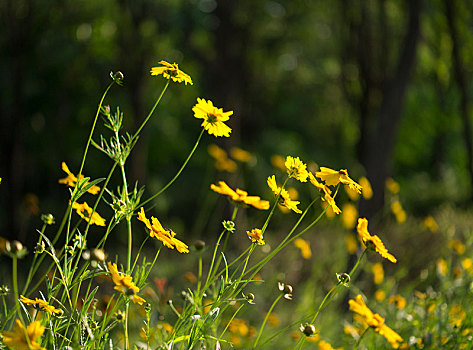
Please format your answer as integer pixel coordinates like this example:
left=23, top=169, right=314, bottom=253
left=444, top=0, right=473, bottom=200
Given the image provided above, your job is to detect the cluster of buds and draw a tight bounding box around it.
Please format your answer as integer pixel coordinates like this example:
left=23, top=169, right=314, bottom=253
left=278, top=282, right=293, bottom=300
left=0, top=237, right=28, bottom=259
left=222, top=220, right=236, bottom=233
left=242, top=292, right=255, bottom=304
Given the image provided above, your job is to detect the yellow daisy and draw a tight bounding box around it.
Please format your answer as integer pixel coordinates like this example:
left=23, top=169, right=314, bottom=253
left=107, top=262, right=146, bottom=305
left=71, top=201, right=106, bottom=226
left=193, top=98, right=233, bottom=137
left=285, top=156, right=309, bottom=182
left=150, top=60, right=193, bottom=85
left=357, top=218, right=396, bottom=263
left=210, top=181, right=269, bottom=210
left=246, top=228, right=265, bottom=245
left=315, top=167, right=362, bottom=193
left=267, top=175, right=302, bottom=214
left=58, top=162, right=100, bottom=194
left=1, top=319, right=46, bottom=350
left=20, top=295, right=62, bottom=315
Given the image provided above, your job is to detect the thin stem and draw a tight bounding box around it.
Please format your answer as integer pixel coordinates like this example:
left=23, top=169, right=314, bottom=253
left=253, top=294, right=284, bottom=349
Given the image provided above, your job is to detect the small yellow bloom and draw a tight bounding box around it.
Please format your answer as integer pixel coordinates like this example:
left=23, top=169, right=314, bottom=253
left=246, top=228, right=265, bottom=245
left=318, top=340, right=342, bottom=350
left=208, top=144, right=237, bottom=172
left=375, top=290, right=386, bottom=302
left=193, top=98, right=233, bottom=137
left=359, top=176, right=373, bottom=199
left=267, top=175, right=302, bottom=213
left=229, top=147, right=252, bottom=162
left=59, top=162, right=100, bottom=194
left=20, top=295, right=62, bottom=315
left=107, top=262, right=146, bottom=305
left=270, top=154, right=287, bottom=171
left=210, top=181, right=270, bottom=210
left=137, top=208, right=189, bottom=253
left=357, top=218, right=397, bottom=263
left=437, top=258, right=448, bottom=276
left=345, top=233, right=358, bottom=254
left=388, top=295, right=406, bottom=309
left=390, top=201, right=406, bottom=223
left=385, top=177, right=400, bottom=194
left=71, top=201, right=106, bottom=226
left=342, top=203, right=358, bottom=229
left=309, top=173, right=341, bottom=214
left=461, top=258, right=473, bottom=273
left=228, top=318, right=249, bottom=336
left=422, top=216, right=438, bottom=232
left=448, top=239, right=466, bottom=255
left=150, top=60, right=193, bottom=85
left=294, top=238, right=312, bottom=259
left=285, top=156, right=309, bottom=182
left=1, top=319, right=46, bottom=350
left=316, top=167, right=362, bottom=193
left=372, top=262, right=384, bottom=285
left=349, top=295, right=403, bottom=348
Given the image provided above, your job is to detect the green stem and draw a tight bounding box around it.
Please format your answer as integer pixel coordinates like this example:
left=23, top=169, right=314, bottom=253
left=253, top=294, right=284, bottom=349
left=12, top=256, right=32, bottom=348
left=140, top=129, right=205, bottom=208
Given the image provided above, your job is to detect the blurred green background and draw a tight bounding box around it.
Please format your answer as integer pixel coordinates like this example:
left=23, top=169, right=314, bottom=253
left=1, top=0, right=473, bottom=248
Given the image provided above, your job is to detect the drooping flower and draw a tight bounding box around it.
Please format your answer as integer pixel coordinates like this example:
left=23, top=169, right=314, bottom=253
left=107, top=262, right=146, bottom=305
left=137, top=208, right=189, bottom=253
left=285, top=156, right=309, bottom=182
left=246, top=228, right=265, bottom=245
left=349, top=295, right=403, bottom=349
left=267, top=175, right=302, bottom=213
left=294, top=238, right=312, bottom=259
left=150, top=60, right=193, bottom=85
left=20, top=295, right=62, bottom=315
left=309, top=173, right=341, bottom=214
left=356, top=218, right=397, bottom=263
left=315, top=167, right=362, bottom=194
left=1, top=319, right=46, bottom=350
left=210, top=181, right=269, bottom=210
left=71, top=201, right=106, bottom=226
left=59, top=162, right=100, bottom=194
left=193, top=98, right=233, bottom=137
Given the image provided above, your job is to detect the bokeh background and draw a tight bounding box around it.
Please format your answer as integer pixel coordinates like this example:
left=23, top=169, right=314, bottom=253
left=1, top=0, right=473, bottom=262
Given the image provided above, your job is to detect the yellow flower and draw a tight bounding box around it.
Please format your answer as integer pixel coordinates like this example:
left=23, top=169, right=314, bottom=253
left=208, top=144, right=237, bottom=172
left=342, top=203, right=358, bottom=229
left=270, top=154, right=287, bottom=171
left=294, top=238, right=312, bottom=259
left=59, top=162, right=100, bottom=194
left=422, top=216, right=438, bottom=232
left=71, top=201, right=106, bottom=226
left=285, top=156, right=309, bottom=182
left=107, top=262, right=146, bottom=305
left=388, top=295, right=406, bottom=309
left=193, top=98, right=233, bottom=137
left=349, top=295, right=403, bottom=349
left=309, top=173, right=341, bottom=215
left=449, top=304, right=466, bottom=327
left=448, top=239, right=466, bottom=255
left=150, top=60, right=193, bottom=85
left=229, top=147, right=252, bottom=162
left=315, top=167, right=362, bottom=193
left=345, top=233, right=358, bottom=254
left=357, top=218, right=396, bottom=263
left=246, top=228, right=265, bottom=245
left=318, top=340, right=342, bottom=350
left=137, top=208, right=189, bottom=253
left=20, top=295, right=62, bottom=315
left=372, top=262, right=384, bottom=285
left=359, top=176, right=373, bottom=199
left=385, top=177, right=400, bottom=194
left=390, top=201, right=406, bottom=223
left=437, top=258, right=447, bottom=276
left=210, top=181, right=270, bottom=210
left=1, top=319, right=46, bottom=350
left=267, top=175, right=302, bottom=213
left=228, top=318, right=250, bottom=336
left=375, top=290, right=386, bottom=302
left=461, top=258, right=473, bottom=273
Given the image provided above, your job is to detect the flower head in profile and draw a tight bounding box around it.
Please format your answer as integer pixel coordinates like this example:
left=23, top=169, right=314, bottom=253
left=20, top=295, right=62, bottom=315
left=315, top=167, right=362, bottom=194
left=357, top=218, right=396, bottom=263
left=150, top=60, right=193, bottom=85
left=349, top=295, right=403, bottom=348
left=309, top=173, right=341, bottom=214
left=137, top=208, right=189, bottom=253
left=246, top=228, right=265, bottom=245
left=267, top=175, right=302, bottom=213
left=1, top=319, right=46, bottom=350
left=71, top=201, right=106, bottom=226
left=59, top=162, right=100, bottom=194
left=210, top=181, right=269, bottom=210
left=285, top=156, right=309, bottom=182
left=107, top=262, right=145, bottom=305
left=193, top=98, right=233, bottom=137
